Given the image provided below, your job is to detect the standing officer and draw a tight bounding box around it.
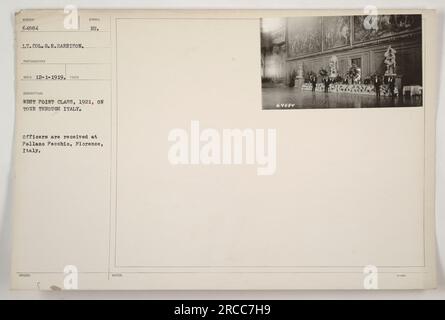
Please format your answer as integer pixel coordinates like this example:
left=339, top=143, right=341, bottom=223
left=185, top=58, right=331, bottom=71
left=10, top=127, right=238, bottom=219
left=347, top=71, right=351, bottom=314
left=387, top=76, right=396, bottom=97
left=311, top=75, right=317, bottom=92
left=374, top=75, right=382, bottom=98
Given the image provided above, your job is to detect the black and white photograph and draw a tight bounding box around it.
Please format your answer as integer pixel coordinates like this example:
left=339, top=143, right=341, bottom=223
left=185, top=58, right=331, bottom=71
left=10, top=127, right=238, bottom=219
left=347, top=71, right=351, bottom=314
left=1, top=1, right=444, bottom=301
left=261, top=14, right=423, bottom=109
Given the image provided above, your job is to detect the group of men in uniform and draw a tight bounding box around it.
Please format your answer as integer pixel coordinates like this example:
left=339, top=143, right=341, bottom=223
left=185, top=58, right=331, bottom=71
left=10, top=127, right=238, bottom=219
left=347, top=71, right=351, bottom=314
left=307, top=73, right=397, bottom=97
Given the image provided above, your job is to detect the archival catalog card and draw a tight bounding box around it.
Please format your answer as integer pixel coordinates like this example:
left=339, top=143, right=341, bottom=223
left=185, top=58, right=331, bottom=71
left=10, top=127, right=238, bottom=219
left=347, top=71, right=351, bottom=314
left=11, top=9, right=437, bottom=290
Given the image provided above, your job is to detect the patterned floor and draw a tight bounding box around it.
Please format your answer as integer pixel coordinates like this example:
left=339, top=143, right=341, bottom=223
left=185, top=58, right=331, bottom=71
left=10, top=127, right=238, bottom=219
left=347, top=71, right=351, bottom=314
left=262, top=87, right=423, bottom=109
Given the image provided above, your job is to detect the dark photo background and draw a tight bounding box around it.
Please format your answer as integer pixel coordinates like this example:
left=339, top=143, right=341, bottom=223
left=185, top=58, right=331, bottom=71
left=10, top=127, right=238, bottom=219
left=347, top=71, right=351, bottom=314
left=261, top=14, right=423, bottom=109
